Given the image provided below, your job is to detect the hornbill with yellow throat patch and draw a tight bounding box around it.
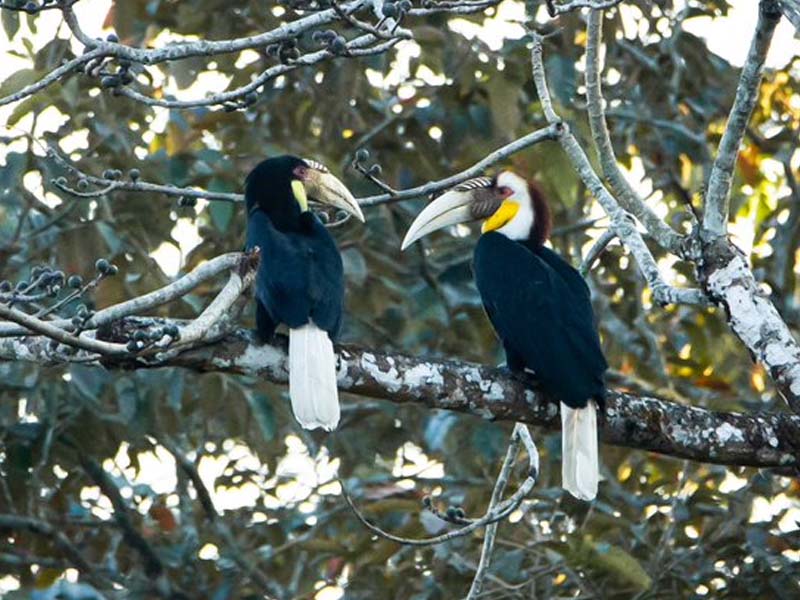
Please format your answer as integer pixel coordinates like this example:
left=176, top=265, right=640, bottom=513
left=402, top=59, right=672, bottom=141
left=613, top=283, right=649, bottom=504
left=246, top=155, right=364, bottom=431
left=401, top=171, right=606, bottom=500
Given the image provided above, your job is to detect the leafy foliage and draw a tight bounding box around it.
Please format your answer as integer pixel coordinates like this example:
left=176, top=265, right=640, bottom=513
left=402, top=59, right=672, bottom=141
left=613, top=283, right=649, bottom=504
left=1, top=0, right=799, bottom=598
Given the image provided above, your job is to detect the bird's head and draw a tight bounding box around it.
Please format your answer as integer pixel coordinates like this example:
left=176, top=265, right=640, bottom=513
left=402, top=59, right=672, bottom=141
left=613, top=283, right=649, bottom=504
left=401, top=170, right=551, bottom=250
left=245, top=155, right=364, bottom=225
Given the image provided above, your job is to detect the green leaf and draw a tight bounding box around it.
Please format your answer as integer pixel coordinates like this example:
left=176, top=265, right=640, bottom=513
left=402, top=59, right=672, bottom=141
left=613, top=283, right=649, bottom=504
left=97, top=222, right=124, bottom=255
left=7, top=94, right=48, bottom=127
left=209, top=200, right=234, bottom=232
left=544, top=55, right=576, bottom=108
left=2, top=9, right=19, bottom=40
left=577, top=537, right=653, bottom=592
left=0, top=68, right=40, bottom=98
left=246, top=393, right=276, bottom=440
left=488, top=76, right=522, bottom=134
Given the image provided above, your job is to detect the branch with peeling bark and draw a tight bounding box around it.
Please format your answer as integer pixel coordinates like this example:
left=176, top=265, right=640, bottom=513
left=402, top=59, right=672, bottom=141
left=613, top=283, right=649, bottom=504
left=1, top=326, right=797, bottom=469
left=699, top=239, right=800, bottom=415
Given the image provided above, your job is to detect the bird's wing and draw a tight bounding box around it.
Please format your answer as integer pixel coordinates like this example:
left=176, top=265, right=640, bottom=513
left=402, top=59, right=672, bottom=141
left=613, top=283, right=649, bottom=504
left=304, top=216, right=345, bottom=339
left=536, top=245, right=607, bottom=373
left=474, top=233, right=606, bottom=407
left=246, top=212, right=313, bottom=330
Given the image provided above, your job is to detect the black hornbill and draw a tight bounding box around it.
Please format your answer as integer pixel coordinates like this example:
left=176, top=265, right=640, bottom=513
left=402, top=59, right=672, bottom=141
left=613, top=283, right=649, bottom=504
left=401, top=171, right=607, bottom=500
left=245, top=155, right=364, bottom=431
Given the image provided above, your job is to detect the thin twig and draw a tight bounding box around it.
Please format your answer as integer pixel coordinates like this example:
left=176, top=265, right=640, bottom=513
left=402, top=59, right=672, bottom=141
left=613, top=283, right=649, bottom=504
left=580, top=228, right=617, bottom=276
left=466, top=424, right=536, bottom=599
left=340, top=425, right=538, bottom=548
left=359, top=124, right=562, bottom=206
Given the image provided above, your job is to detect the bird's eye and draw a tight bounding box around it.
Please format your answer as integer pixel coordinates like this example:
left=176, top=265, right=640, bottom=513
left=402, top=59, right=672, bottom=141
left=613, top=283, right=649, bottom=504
left=497, top=186, right=513, bottom=198
left=293, top=165, right=308, bottom=179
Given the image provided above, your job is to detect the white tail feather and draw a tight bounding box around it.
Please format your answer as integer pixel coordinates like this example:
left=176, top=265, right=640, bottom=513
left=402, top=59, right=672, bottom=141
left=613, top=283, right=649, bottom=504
left=288, top=324, right=340, bottom=431
left=561, top=401, right=598, bottom=501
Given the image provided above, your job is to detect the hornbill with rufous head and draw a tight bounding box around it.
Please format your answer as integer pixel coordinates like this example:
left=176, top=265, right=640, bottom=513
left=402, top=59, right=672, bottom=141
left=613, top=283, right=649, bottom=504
left=401, top=171, right=607, bottom=500
left=245, top=155, right=364, bottom=431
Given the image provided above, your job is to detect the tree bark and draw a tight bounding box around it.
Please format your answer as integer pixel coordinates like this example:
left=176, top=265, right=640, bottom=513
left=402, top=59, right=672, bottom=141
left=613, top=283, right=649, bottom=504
left=2, top=326, right=797, bottom=469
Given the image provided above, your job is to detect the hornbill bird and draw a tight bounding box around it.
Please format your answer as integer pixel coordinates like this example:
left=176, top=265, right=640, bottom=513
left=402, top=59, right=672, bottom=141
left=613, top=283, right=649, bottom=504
left=401, top=171, right=607, bottom=500
left=245, top=155, right=364, bottom=431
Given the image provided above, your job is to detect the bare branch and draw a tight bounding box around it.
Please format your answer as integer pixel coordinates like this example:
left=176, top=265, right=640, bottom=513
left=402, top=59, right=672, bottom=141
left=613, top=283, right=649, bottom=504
left=545, top=0, right=623, bottom=18
left=580, top=228, right=617, bottom=276
left=46, top=125, right=561, bottom=210
left=0, top=252, right=257, bottom=368
left=341, top=424, right=538, bottom=547
left=531, top=33, right=708, bottom=307
left=48, top=148, right=242, bottom=203
left=359, top=124, right=563, bottom=206
left=465, top=424, right=536, bottom=599
left=0, top=0, right=500, bottom=109
left=115, top=34, right=403, bottom=109
left=0, top=302, right=127, bottom=356
left=0, top=253, right=244, bottom=337
left=584, top=10, right=684, bottom=254
left=703, top=0, right=782, bottom=238
left=0, top=47, right=105, bottom=107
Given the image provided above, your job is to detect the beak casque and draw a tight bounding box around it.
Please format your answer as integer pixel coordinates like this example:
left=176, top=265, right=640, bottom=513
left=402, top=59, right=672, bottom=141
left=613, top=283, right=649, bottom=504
left=401, top=177, right=497, bottom=250
left=304, top=167, right=365, bottom=222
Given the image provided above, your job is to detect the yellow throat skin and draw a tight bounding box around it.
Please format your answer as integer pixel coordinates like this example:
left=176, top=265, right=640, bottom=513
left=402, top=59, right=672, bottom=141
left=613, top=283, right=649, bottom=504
left=481, top=200, right=519, bottom=233
left=291, top=179, right=309, bottom=212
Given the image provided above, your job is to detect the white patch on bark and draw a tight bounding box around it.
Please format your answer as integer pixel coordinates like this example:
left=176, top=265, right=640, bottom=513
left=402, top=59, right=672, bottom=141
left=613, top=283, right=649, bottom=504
left=233, top=342, right=286, bottom=376
left=404, top=363, right=444, bottom=387
left=707, top=253, right=800, bottom=405
left=715, top=422, right=745, bottom=444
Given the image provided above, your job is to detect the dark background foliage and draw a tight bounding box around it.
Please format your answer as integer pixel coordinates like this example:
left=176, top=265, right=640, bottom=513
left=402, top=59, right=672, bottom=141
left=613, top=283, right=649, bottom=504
left=1, top=0, right=799, bottom=598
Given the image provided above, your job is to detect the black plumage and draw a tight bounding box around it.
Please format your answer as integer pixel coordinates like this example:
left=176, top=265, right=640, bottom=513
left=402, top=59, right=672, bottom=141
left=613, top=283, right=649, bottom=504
left=245, top=155, right=344, bottom=342
left=474, top=232, right=607, bottom=409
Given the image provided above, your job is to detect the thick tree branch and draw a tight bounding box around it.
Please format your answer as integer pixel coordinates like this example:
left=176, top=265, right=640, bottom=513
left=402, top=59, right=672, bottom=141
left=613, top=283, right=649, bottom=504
left=699, top=239, right=800, bottom=414
left=702, top=0, right=781, bottom=238
left=584, top=10, right=684, bottom=254
left=1, top=328, right=797, bottom=469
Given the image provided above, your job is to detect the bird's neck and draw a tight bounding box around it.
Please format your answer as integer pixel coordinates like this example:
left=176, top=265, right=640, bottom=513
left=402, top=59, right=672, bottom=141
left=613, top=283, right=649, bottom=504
left=518, top=236, right=544, bottom=254
left=248, top=197, right=303, bottom=232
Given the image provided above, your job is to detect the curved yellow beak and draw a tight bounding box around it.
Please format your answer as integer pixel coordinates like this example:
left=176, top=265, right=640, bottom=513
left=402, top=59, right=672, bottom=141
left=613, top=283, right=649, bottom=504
left=400, top=189, right=477, bottom=250
left=305, top=169, right=365, bottom=222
